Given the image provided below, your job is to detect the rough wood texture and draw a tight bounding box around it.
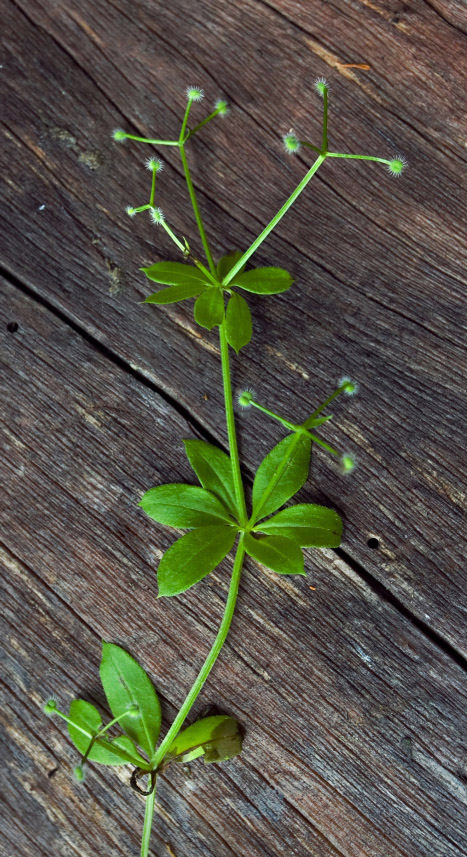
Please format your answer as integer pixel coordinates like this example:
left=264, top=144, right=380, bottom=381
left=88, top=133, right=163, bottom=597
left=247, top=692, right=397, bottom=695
left=1, top=0, right=466, bottom=855
left=2, top=282, right=466, bottom=857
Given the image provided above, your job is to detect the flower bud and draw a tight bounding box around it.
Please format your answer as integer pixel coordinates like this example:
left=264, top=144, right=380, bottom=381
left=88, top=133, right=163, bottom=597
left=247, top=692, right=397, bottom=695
left=339, top=376, right=359, bottom=396
left=112, top=128, right=127, bottom=142
left=186, top=86, right=204, bottom=102
left=215, top=99, right=229, bottom=116
left=150, top=207, right=165, bottom=225
left=126, top=206, right=137, bottom=217
left=238, top=389, right=255, bottom=408
left=282, top=133, right=301, bottom=155
left=126, top=703, right=141, bottom=719
left=315, top=78, right=328, bottom=98
left=146, top=157, right=164, bottom=172
left=43, top=698, right=58, bottom=716
left=340, top=453, right=356, bottom=474
left=387, top=157, right=407, bottom=177
left=73, top=765, right=85, bottom=782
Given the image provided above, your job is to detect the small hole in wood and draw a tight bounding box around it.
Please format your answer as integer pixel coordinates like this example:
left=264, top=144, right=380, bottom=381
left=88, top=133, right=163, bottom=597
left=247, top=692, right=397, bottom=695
left=7, top=321, right=19, bottom=333
left=367, top=537, right=379, bottom=550
left=47, top=767, right=58, bottom=778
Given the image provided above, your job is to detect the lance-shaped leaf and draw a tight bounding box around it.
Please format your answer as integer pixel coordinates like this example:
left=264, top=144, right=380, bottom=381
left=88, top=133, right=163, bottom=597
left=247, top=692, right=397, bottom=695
left=139, top=484, right=235, bottom=528
left=142, top=261, right=209, bottom=286
left=183, top=439, right=238, bottom=518
left=67, top=700, right=146, bottom=766
left=194, top=287, right=224, bottom=329
left=165, top=715, right=242, bottom=765
left=157, top=525, right=238, bottom=597
left=244, top=532, right=305, bottom=576
left=145, top=283, right=206, bottom=304
left=256, top=503, right=342, bottom=547
left=252, top=434, right=311, bottom=521
left=217, top=250, right=246, bottom=281
left=100, top=643, right=161, bottom=757
left=225, top=292, right=252, bottom=353
left=231, top=267, right=293, bottom=294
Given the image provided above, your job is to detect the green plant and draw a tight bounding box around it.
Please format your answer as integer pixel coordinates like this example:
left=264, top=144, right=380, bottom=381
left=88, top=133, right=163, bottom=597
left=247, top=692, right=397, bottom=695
left=45, top=79, right=405, bottom=855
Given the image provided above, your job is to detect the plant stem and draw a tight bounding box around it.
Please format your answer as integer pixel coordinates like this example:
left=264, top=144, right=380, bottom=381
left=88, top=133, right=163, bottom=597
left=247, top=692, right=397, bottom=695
left=121, top=134, right=180, bottom=145
left=326, top=152, right=391, bottom=164
left=322, top=88, right=328, bottom=153
left=141, top=779, right=157, bottom=857
left=179, top=144, right=217, bottom=274
left=223, top=153, right=326, bottom=285
left=219, top=322, right=248, bottom=526
left=186, top=108, right=222, bottom=139
left=150, top=537, right=245, bottom=771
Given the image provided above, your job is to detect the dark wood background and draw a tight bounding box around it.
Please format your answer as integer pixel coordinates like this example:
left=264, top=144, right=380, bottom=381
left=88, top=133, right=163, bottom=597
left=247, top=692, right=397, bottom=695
left=1, top=1, right=466, bottom=855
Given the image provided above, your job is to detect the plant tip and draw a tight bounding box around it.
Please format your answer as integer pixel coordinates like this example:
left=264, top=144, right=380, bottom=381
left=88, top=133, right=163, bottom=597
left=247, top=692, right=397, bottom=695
left=282, top=132, right=301, bottom=155
left=315, top=77, right=328, bottom=97
left=340, top=452, right=356, bottom=474
left=146, top=157, right=164, bottom=172
left=126, top=206, right=137, bottom=218
left=387, top=156, right=407, bottom=177
left=126, top=703, right=141, bottom=719
left=73, top=765, right=85, bottom=782
left=112, top=128, right=127, bottom=142
left=186, top=86, right=204, bottom=102
left=43, top=698, right=58, bottom=716
left=339, top=376, right=359, bottom=396
left=215, top=99, right=229, bottom=116
left=150, top=207, right=165, bottom=225
left=238, top=389, right=255, bottom=408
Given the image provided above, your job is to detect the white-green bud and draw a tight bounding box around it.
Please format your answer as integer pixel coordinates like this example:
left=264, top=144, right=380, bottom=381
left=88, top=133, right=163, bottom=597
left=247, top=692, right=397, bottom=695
left=112, top=128, right=127, bottom=142
left=238, top=389, right=255, bottom=408
left=215, top=99, right=229, bottom=116
left=315, top=78, right=328, bottom=98
left=145, top=157, right=164, bottom=172
left=186, top=86, right=204, bottom=102
left=339, top=376, right=359, bottom=396
left=43, top=698, right=58, bottom=716
left=282, top=132, right=301, bottom=155
left=340, top=452, right=356, bottom=474
left=126, top=206, right=137, bottom=218
left=126, top=703, right=141, bottom=719
left=73, top=765, right=85, bottom=782
left=387, top=156, right=407, bottom=177
left=150, top=207, right=165, bottom=225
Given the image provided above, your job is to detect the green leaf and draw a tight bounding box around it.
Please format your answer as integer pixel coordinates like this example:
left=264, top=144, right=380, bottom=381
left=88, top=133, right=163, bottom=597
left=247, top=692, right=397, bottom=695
left=231, top=267, right=293, bottom=295
left=217, top=250, right=246, bottom=281
left=256, top=503, right=342, bottom=547
left=194, top=287, right=224, bottom=329
left=157, top=526, right=238, bottom=597
left=183, top=439, right=238, bottom=518
left=145, top=283, right=206, bottom=304
left=252, top=434, right=311, bottom=521
left=139, top=483, right=234, bottom=528
left=142, top=261, right=209, bottom=286
left=67, top=700, right=137, bottom=766
left=165, top=715, right=242, bottom=765
left=100, top=643, right=161, bottom=757
left=244, top=532, right=305, bottom=575
left=225, top=292, right=252, bottom=353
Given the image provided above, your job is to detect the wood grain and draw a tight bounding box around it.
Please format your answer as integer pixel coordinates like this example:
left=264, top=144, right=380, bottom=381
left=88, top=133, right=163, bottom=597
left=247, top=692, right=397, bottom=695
left=1, top=281, right=466, bottom=857
left=1, top=0, right=466, bottom=652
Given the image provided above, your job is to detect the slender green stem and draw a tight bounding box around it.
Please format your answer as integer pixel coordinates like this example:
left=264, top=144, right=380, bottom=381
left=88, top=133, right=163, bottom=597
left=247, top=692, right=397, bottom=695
left=149, top=169, right=157, bottom=207
left=223, top=154, right=326, bottom=285
left=303, top=384, right=348, bottom=428
left=51, top=710, right=93, bottom=738
left=141, top=779, right=157, bottom=857
left=326, top=152, right=391, bottom=164
left=300, top=140, right=322, bottom=154
left=150, top=537, right=245, bottom=769
left=186, top=108, right=222, bottom=139
left=250, top=400, right=296, bottom=431
left=179, top=101, right=193, bottom=145
left=322, top=89, right=328, bottom=152
left=121, top=134, right=180, bottom=146
left=219, top=323, right=248, bottom=525
left=160, top=220, right=185, bottom=252
left=179, top=144, right=217, bottom=274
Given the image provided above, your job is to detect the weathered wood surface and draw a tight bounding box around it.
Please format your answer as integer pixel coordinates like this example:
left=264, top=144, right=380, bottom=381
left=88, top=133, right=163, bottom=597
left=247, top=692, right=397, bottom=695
left=1, top=0, right=467, bottom=855
left=2, top=281, right=466, bottom=857
left=2, top=0, right=466, bottom=653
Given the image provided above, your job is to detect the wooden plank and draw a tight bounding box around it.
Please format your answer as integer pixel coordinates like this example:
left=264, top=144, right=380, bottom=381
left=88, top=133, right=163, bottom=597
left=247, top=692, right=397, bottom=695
left=1, top=281, right=466, bottom=857
left=1, top=0, right=466, bottom=652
